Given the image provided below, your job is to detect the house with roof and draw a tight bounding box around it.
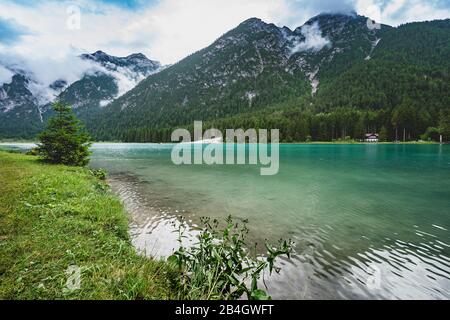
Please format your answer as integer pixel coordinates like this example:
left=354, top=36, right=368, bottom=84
left=365, top=133, right=379, bottom=142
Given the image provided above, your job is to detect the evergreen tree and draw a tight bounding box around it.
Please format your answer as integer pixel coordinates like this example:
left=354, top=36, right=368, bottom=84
left=440, top=110, right=450, bottom=142
left=37, top=102, right=92, bottom=166
left=420, top=127, right=440, bottom=141
left=379, top=126, right=388, bottom=142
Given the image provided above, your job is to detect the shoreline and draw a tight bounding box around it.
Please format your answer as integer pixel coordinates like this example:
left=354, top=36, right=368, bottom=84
left=107, top=173, right=199, bottom=259
left=0, top=151, right=297, bottom=300
left=0, top=151, right=176, bottom=299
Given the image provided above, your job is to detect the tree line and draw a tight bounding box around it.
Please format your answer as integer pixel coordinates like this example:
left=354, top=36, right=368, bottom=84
left=119, top=106, right=450, bottom=143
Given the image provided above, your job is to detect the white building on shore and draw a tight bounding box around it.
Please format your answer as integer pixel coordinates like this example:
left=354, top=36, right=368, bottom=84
left=365, top=133, right=379, bottom=143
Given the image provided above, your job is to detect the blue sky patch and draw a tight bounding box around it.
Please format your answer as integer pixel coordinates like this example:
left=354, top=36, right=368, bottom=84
left=9, top=0, right=157, bottom=10
left=0, top=18, right=29, bottom=45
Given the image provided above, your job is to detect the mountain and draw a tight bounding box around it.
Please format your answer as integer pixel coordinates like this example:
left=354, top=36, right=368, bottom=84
left=80, top=51, right=161, bottom=74
left=0, top=74, right=43, bottom=138
left=316, top=19, right=450, bottom=108
left=292, top=13, right=392, bottom=88
left=48, top=51, right=162, bottom=128
left=0, top=51, right=162, bottom=138
left=89, top=13, right=393, bottom=140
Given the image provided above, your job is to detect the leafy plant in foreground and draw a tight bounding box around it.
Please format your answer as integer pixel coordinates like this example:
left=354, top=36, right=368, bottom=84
left=90, top=168, right=108, bottom=180
left=168, top=216, right=293, bottom=300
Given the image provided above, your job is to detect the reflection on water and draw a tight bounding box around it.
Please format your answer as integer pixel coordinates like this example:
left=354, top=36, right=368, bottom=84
left=108, top=174, right=199, bottom=257
left=266, top=227, right=450, bottom=299
left=106, top=167, right=450, bottom=300
left=2, top=142, right=450, bottom=299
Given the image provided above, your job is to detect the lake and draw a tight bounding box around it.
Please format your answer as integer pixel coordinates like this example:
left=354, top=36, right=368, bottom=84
left=2, top=143, right=450, bottom=299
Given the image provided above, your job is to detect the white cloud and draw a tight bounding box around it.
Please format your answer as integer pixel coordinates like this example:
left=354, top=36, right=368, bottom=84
left=99, top=99, right=112, bottom=107
left=0, top=0, right=294, bottom=65
left=355, top=0, right=450, bottom=26
left=108, top=0, right=294, bottom=64
left=0, top=64, right=14, bottom=85
left=104, top=65, right=149, bottom=97
left=0, top=0, right=449, bottom=67
left=0, top=51, right=150, bottom=105
left=0, top=53, right=104, bottom=103
left=290, top=22, right=332, bottom=53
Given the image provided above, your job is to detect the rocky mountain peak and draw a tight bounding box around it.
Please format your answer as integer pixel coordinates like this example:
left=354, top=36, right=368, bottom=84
left=240, top=17, right=265, bottom=26
left=305, top=11, right=358, bottom=24
left=126, top=53, right=148, bottom=60
left=80, top=50, right=161, bottom=75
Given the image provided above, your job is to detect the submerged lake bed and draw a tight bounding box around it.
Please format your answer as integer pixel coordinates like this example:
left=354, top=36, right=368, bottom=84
left=2, top=143, right=450, bottom=299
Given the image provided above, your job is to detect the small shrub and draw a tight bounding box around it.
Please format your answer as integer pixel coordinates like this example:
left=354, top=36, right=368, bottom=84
left=93, top=181, right=110, bottom=193
left=90, top=169, right=108, bottom=181
left=168, top=216, right=293, bottom=300
left=25, top=147, right=40, bottom=156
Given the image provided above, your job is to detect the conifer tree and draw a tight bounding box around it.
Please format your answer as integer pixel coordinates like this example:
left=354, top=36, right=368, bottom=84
left=37, top=102, right=92, bottom=166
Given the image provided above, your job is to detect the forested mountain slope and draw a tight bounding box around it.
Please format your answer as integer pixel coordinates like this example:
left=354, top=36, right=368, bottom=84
left=90, top=15, right=449, bottom=142
left=90, top=13, right=391, bottom=141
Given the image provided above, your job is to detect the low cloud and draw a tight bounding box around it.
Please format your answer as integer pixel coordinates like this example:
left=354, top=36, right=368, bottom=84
left=100, top=65, right=150, bottom=97
left=0, top=65, right=14, bottom=85
left=0, top=52, right=151, bottom=105
left=0, top=53, right=101, bottom=104
left=290, top=22, right=331, bottom=54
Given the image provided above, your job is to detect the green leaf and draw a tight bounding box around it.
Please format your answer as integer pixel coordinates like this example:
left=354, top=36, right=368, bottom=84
left=251, top=277, right=257, bottom=292
left=167, top=255, right=179, bottom=267
left=250, top=289, right=271, bottom=300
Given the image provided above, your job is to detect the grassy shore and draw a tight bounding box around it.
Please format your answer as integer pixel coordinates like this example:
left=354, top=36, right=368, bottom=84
left=0, top=151, right=175, bottom=299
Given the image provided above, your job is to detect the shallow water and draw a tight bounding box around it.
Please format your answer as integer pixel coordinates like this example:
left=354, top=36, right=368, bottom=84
left=3, top=142, right=450, bottom=299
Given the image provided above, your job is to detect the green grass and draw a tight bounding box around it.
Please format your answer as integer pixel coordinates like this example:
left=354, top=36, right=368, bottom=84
left=0, top=151, right=176, bottom=299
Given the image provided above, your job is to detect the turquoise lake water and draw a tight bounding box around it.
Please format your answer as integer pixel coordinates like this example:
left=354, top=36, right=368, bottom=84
left=2, top=143, right=450, bottom=299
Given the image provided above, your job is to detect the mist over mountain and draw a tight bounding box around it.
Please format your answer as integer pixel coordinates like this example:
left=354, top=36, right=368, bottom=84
left=0, top=51, right=162, bottom=138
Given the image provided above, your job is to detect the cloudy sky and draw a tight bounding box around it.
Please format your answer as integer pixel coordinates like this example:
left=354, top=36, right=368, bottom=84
left=0, top=0, right=449, bottom=65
